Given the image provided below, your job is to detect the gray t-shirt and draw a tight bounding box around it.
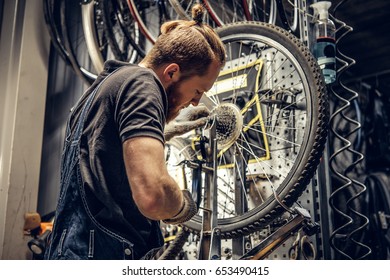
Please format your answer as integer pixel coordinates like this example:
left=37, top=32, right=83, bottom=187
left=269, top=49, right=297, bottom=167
left=68, top=60, right=167, bottom=258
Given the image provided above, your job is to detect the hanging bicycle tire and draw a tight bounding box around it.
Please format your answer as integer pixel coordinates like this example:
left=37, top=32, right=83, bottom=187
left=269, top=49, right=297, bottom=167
left=43, top=0, right=72, bottom=66
left=101, top=0, right=145, bottom=63
left=202, top=0, right=248, bottom=26
left=127, top=0, right=180, bottom=45
left=166, top=22, right=329, bottom=238
left=275, top=0, right=299, bottom=34
left=60, top=0, right=99, bottom=85
left=242, top=0, right=277, bottom=24
left=81, top=0, right=142, bottom=75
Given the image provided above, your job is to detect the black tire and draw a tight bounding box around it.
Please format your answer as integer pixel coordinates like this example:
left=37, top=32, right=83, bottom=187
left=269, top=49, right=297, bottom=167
left=242, top=0, right=277, bottom=24
left=43, top=0, right=72, bottom=66
left=202, top=0, right=248, bottom=26
left=60, top=0, right=98, bottom=85
left=101, top=0, right=145, bottom=62
left=275, top=0, right=299, bottom=34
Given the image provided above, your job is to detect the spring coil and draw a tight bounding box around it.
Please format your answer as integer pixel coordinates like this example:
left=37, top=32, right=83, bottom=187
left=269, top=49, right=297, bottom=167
left=327, top=0, right=371, bottom=259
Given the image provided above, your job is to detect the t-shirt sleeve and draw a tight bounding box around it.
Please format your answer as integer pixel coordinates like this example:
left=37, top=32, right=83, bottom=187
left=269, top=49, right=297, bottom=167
left=115, top=71, right=166, bottom=144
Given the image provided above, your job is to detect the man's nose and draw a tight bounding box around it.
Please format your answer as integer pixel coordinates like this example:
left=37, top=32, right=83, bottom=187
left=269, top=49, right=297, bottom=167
left=190, top=93, right=203, bottom=106
left=190, top=100, right=200, bottom=106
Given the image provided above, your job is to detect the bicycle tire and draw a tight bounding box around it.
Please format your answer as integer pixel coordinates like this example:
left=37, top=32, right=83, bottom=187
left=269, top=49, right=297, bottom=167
left=202, top=0, right=247, bottom=26
left=276, top=0, right=299, bottom=33
left=158, top=228, right=190, bottom=260
left=167, top=22, right=328, bottom=238
left=101, top=0, right=145, bottom=62
left=81, top=0, right=106, bottom=73
left=43, top=0, right=72, bottom=66
left=242, top=0, right=277, bottom=24
left=167, top=0, right=220, bottom=28
left=167, top=0, right=192, bottom=20
left=127, top=0, right=197, bottom=45
left=127, top=0, right=165, bottom=45
left=60, top=0, right=97, bottom=84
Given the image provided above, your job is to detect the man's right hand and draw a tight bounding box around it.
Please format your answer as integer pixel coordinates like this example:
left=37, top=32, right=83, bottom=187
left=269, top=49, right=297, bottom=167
left=162, top=190, right=198, bottom=225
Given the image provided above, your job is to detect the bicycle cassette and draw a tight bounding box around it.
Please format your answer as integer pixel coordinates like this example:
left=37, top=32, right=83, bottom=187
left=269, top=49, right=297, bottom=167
left=210, top=103, right=243, bottom=150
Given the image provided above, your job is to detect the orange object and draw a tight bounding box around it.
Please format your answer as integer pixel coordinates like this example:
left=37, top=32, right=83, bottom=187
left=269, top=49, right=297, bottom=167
left=39, top=222, right=53, bottom=235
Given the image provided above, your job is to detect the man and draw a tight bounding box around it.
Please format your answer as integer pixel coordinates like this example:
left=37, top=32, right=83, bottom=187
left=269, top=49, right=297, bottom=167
left=45, top=4, right=226, bottom=260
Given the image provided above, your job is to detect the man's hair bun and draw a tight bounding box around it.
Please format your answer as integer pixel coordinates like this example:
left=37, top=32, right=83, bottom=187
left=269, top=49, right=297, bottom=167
left=192, top=4, right=205, bottom=25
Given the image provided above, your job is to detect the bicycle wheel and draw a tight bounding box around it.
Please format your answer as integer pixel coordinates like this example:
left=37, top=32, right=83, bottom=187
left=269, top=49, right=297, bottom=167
left=243, top=0, right=277, bottom=24
left=60, top=0, right=98, bottom=85
left=168, top=0, right=194, bottom=20
left=275, top=0, right=299, bottom=33
left=81, top=0, right=106, bottom=74
left=202, top=0, right=248, bottom=26
left=127, top=0, right=172, bottom=45
left=43, top=0, right=72, bottom=66
left=167, top=0, right=220, bottom=28
left=101, top=0, right=145, bottom=61
left=167, top=22, right=328, bottom=238
left=81, top=0, right=143, bottom=76
left=127, top=0, right=203, bottom=45
left=44, top=0, right=97, bottom=84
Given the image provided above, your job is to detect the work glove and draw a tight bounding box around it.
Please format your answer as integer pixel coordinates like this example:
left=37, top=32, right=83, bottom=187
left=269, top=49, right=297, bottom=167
left=164, top=105, right=210, bottom=142
left=162, top=190, right=198, bottom=225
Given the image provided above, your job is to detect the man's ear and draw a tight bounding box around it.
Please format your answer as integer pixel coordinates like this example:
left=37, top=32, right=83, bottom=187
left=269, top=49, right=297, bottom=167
left=163, top=63, right=181, bottom=83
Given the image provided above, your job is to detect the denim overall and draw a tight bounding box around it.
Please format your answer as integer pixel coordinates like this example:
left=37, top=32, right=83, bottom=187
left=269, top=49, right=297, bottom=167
left=45, top=71, right=162, bottom=260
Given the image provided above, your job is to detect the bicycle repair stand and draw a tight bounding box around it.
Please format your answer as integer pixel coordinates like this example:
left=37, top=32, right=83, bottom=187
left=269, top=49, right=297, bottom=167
left=195, top=115, right=319, bottom=260
left=197, top=121, right=222, bottom=260
left=239, top=207, right=319, bottom=260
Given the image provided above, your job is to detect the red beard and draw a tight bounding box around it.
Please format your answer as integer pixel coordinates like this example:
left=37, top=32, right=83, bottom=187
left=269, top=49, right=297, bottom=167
left=165, top=81, right=183, bottom=123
